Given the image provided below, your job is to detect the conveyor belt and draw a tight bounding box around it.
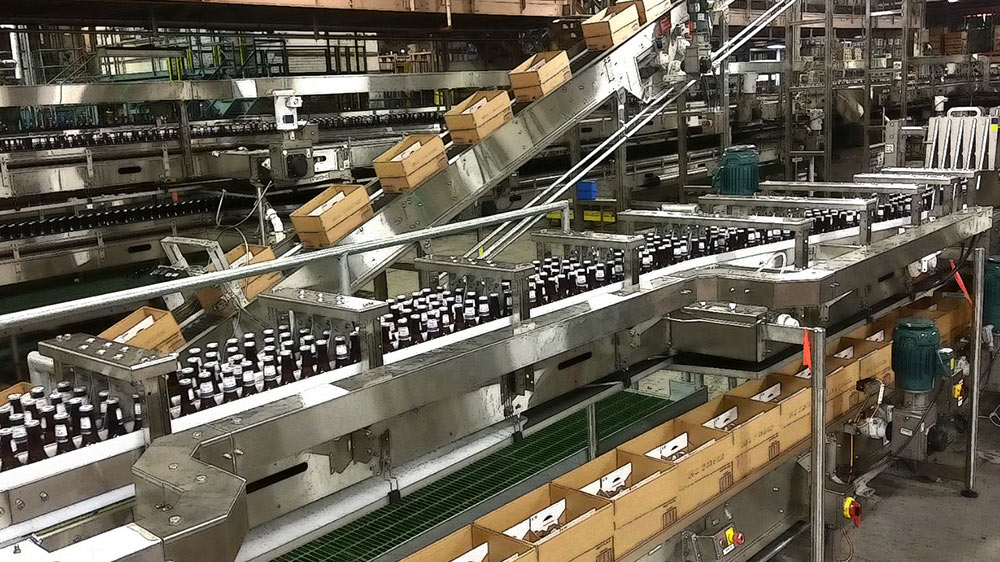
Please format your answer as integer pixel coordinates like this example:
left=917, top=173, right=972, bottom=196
left=275, top=390, right=674, bottom=562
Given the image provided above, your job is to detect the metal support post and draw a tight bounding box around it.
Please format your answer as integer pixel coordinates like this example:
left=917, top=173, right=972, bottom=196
left=900, top=0, right=910, bottom=124
left=561, top=207, right=572, bottom=233
left=338, top=255, right=352, bottom=296
left=142, top=376, right=171, bottom=440
left=719, top=10, right=731, bottom=150
left=677, top=92, right=689, bottom=203
left=568, top=125, right=585, bottom=231
left=809, top=327, right=826, bottom=562
left=362, top=317, right=384, bottom=369
left=963, top=247, right=985, bottom=498
left=256, top=182, right=268, bottom=245
left=862, top=0, right=872, bottom=172
left=614, top=89, right=630, bottom=215
left=176, top=101, right=195, bottom=177
left=823, top=0, right=833, bottom=179
left=586, top=402, right=598, bottom=460
left=783, top=0, right=797, bottom=180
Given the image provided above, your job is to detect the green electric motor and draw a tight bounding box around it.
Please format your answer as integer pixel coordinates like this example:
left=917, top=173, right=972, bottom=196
left=712, top=145, right=760, bottom=196
left=891, top=317, right=945, bottom=392
left=984, top=256, right=1000, bottom=330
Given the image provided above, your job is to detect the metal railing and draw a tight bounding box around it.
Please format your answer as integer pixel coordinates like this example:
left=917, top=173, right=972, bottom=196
left=0, top=201, right=570, bottom=335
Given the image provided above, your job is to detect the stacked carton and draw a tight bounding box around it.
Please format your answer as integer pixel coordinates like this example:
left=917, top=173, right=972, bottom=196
left=406, top=307, right=984, bottom=561
left=509, top=51, right=572, bottom=101
left=444, top=90, right=514, bottom=145
left=99, top=306, right=186, bottom=353
left=290, top=184, right=372, bottom=248
left=582, top=4, right=640, bottom=51
left=373, top=134, right=448, bottom=193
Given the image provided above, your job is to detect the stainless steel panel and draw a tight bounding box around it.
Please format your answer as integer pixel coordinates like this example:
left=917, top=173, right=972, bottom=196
left=5, top=448, right=141, bottom=525
left=0, top=72, right=511, bottom=107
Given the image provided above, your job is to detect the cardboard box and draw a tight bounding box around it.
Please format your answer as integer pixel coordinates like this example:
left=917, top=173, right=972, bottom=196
left=445, top=90, right=514, bottom=145
left=837, top=338, right=893, bottom=387
left=290, top=184, right=372, bottom=248
left=781, top=357, right=861, bottom=422
left=99, top=306, right=185, bottom=353
left=373, top=134, right=447, bottom=193
left=827, top=389, right=862, bottom=420
left=554, top=449, right=677, bottom=557
left=402, top=525, right=537, bottom=562
left=509, top=51, right=572, bottom=101
left=297, top=208, right=373, bottom=249
left=615, top=0, right=669, bottom=25
left=475, top=484, right=614, bottom=562
left=1, top=382, right=33, bottom=406
left=728, top=374, right=811, bottom=445
left=196, top=244, right=283, bottom=316
left=909, top=295, right=971, bottom=345
left=679, top=396, right=781, bottom=453
left=618, top=419, right=735, bottom=517
left=900, top=308, right=955, bottom=347
left=582, top=4, right=640, bottom=51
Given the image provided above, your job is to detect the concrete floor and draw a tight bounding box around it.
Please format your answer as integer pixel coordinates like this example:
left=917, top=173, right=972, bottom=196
left=769, top=395, right=1000, bottom=562
left=836, top=400, right=1000, bottom=562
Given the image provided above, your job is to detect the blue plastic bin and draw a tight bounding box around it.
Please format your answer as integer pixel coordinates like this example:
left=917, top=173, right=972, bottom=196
left=576, top=181, right=598, bottom=201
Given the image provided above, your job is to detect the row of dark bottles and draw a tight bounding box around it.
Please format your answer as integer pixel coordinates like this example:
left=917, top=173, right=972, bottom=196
left=0, top=111, right=443, bottom=154
left=169, top=326, right=363, bottom=418
left=0, top=383, right=143, bottom=470
left=380, top=283, right=516, bottom=351
left=0, top=198, right=220, bottom=242
left=311, top=112, right=442, bottom=130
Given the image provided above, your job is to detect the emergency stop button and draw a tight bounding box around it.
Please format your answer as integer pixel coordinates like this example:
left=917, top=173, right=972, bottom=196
left=734, top=532, right=745, bottom=545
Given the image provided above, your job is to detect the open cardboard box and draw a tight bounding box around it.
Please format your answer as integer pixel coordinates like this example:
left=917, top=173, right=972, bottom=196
left=781, top=356, right=861, bottom=421
left=581, top=3, right=640, bottom=51
left=402, top=524, right=537, bottom=562
left=554, top=449, right=677, bottom=557
left=373, top=134, right=448, bottom=193
left=614, top=0, right=670, bottom=24
left=196, top=244, right=283, bottom=317
left=290, top=184, right=372, bottom=248
left=680, top=396, right=782, bottom=481
left=474, top=483, right=614, bottom=562
left=1, top=382, right=33, bottom=407
left=836, top=337, right=893, bottom=387
left=445, top=90, right=514, bottom=145
left=99, top=306, right=185, bottom=353
left=728, top=374, right=811, bottom=445
left=509, top=51, right=572, bottom=101
left=900, top=308, right=956, bottom=347
left=908, top=295, right=971, bottom=344
left=618, top=419, right=735, bottom=518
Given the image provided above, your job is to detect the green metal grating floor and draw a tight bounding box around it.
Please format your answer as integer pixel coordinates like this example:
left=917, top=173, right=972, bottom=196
left=276, top=391, right=672, bottom=562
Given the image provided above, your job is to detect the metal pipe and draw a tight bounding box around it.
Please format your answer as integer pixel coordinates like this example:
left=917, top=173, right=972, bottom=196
left=810, top=327, right=826, bottom=562
left=963, top=247, right=985, bottom=497
left=586, top=402, right=598, bottom=460
left=463, top=83, right=685, bottom=258
left=0, top=200, right=569, bottom=334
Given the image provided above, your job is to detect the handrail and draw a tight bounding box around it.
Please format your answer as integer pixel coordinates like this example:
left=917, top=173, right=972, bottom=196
left=0, top=201, right=570, bottom=335
left=477, top=80, right=699, bottom=259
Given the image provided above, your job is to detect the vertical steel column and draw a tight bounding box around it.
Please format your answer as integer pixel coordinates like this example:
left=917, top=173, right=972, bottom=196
left=963, top=247, right=985, bottom=498
left=568, top=125, right=585, bottom=231
left=176, top=101, right=195, bottom=177
left=862, top=0, right=872, bottom=172
left=720, top=10, right=732, bottom=150
left=900, top=0, right=910, bottom=124
left=783, top=0, right=797, bottom=179
left=586, top=402, right=599, bottom=460
left=823, top=0, right=833, bottom=179
left=255, top=182, right=267, bottom=245
left=809, top=327, right=827, bottom=562
left=677, top=92, right=689, bottom=203
left=614, top=89, right=630, bottom=214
